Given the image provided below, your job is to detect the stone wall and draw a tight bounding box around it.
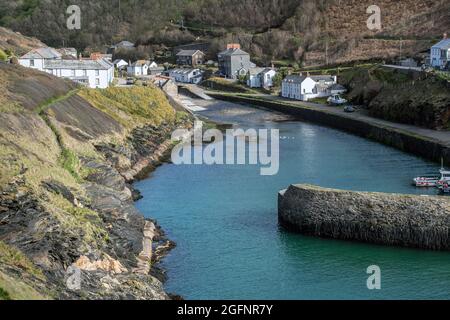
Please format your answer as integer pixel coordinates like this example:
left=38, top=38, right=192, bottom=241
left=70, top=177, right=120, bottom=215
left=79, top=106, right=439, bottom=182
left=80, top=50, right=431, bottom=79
left=278, top=184, right=450, bottom=250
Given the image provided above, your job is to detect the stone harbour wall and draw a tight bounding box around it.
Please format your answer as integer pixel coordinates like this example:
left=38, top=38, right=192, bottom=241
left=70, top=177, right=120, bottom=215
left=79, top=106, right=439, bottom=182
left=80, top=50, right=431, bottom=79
left=278, top=184, right=450, bottom=250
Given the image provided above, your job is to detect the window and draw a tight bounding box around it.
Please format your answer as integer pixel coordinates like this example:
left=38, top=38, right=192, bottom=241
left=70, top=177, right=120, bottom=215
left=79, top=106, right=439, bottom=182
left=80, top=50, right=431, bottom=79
left=83, top=70, right=87, bottom=76
left=71, top=70, right=75, bottom=76
left=95, top=70, right=99, bottom=76
left=95, top=79, right=100, bottom=86
left=30, top=59, right=34, bottom=66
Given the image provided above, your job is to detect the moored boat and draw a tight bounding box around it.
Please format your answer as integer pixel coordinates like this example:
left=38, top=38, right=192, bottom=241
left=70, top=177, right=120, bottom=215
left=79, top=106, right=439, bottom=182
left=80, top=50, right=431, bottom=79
left=412, top=175, right=440, bottom=187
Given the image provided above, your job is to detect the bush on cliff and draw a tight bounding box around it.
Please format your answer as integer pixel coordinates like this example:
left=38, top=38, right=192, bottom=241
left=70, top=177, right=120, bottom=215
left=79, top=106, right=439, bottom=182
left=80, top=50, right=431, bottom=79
left=341, top=66, right=450, bottom=130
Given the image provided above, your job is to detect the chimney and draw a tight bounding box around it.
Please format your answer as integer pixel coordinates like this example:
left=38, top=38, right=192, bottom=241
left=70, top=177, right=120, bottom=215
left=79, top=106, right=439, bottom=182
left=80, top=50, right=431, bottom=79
left=227, top=43, right=241, bottom=50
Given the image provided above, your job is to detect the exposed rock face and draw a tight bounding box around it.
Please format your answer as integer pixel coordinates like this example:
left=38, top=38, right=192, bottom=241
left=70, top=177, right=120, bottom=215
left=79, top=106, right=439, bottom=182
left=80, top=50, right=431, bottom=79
left=279, top=184, right=450, bottom=250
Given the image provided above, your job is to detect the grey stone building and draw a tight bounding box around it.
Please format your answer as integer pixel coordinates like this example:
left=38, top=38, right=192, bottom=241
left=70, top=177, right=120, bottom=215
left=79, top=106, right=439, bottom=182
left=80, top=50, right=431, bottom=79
left=176, top=50, right=205, bottom=67
left=218, top=48, right=255, bottom=79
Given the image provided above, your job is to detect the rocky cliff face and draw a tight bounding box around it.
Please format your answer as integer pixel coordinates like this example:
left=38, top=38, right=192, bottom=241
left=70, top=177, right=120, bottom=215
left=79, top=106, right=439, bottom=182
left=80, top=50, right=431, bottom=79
left=341, top=66, right=450, bottom=130
left=0, top=63, right=192, bottom=299
left=279, top=184, right=450, bottom=250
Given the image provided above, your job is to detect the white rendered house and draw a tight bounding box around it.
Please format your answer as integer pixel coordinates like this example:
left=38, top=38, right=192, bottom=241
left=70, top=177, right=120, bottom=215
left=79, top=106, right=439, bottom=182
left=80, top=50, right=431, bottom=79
left=19, top=47, right=62, bottom=71
left=19, top=47, right=114, bottom=88
left=430, top=38, right=450, bottom=69
left=44, top=59, right=115, bottom=89
left=169, top=68, right=203, bottom=84
left=281, top=74, right=342, bottom=101
left=247, top=67, right=277, bottom=88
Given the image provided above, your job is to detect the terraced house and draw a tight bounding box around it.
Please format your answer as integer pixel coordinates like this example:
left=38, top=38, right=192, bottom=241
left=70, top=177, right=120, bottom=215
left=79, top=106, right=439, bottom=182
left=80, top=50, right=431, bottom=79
left=19, top=47, right=115, bottom=88
left=44, top=59, right=115, bottom=89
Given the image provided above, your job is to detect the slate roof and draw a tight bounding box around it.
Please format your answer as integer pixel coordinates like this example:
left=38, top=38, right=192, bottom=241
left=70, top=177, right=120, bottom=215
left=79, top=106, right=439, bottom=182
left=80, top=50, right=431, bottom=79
left=432, top=39, right=450, bottom=50
left=176, top=50, right=203, bottom=56
left=44, top=59, right=113, bottom=70
left=218, top=48, right=250, bottom=56
left=21, top=47, right=62, bottom=59
left=283, top=75, right=307, bottom=84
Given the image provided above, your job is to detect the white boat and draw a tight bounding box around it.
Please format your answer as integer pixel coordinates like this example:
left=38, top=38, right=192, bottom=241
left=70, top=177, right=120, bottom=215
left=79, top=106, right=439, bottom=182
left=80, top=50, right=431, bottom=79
left=327, top=94, right=348, bottom=105
left=413, top=175, right=440, bottom=187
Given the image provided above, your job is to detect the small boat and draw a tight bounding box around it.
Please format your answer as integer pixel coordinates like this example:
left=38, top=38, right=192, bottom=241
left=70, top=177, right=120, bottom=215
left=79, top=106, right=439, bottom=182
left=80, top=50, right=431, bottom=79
left=413, top=160, right=450, bottom=188
left=327, top=94, right=348, bottom=105
left=412, top=175, right=440, bottom=187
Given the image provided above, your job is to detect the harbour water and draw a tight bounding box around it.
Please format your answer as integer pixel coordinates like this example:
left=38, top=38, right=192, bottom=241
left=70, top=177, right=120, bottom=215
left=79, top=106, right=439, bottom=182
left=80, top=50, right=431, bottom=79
left=135, top=100, right=450, bottom=300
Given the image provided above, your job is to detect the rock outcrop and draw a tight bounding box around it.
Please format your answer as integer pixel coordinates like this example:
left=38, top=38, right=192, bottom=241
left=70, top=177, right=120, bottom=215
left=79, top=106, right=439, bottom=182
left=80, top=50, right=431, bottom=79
left=279, top=184, right=450, bottom=250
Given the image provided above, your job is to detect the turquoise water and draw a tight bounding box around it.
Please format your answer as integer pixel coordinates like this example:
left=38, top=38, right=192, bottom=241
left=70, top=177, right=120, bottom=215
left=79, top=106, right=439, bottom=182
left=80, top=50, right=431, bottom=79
left=135, top=102, right=450, bottom=300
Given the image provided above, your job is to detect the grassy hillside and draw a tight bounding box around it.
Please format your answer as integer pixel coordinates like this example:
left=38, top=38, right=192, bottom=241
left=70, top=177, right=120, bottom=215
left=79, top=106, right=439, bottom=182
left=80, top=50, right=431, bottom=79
left=0, top=0, right=448, bottom=66
left=0, top=62, right=189, bottom=299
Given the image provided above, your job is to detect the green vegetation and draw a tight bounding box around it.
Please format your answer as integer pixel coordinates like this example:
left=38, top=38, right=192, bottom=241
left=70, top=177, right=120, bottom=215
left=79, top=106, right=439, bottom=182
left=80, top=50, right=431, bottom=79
left=0, top=48, right=7, bottom=61
left=201, top=77, right=259, bottom=94
left=0, top=241, right=44, bottom=280
left=78, top=86, right=176, bottom=129
left=2, top=0, right=446, bottom=66
left=0, top=287, right=11, bottom=300
left=340, top=65, right=450, bottom=129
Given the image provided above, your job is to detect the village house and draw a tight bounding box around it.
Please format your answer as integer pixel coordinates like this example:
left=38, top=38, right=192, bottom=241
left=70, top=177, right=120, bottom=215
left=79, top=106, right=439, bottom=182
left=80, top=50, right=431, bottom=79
left=127, top=60, right=164, bottom=76
left=169, top=68, right=203, bottom=84
left=113, top=59, right=128, bottom=70
left=247, top=67, right=277, bottom=88
left=127, top=60, right=149, bottom=76
left=281, top=74, right=344, bottom=101
left=218, top=44, right=255, bottom=80
left=430, top=35, right=450, bottom=70
left=44, top=59, right=114, bottom=89
left=19, top=47, right=114, bottom=89
left=18, top=47, right=62, bottom=70
left=176, top=50, right=205, bottom=67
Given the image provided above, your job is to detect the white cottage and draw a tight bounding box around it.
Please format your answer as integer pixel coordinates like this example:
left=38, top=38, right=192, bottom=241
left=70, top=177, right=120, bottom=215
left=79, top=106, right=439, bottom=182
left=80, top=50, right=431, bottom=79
left=430, top=37, right=450, bottom=69
left=281, top=74, right=341, bottom=101
left=44, top=59, right=115, bottom=89
left=169, top=68, right=203, bottom=84
left=247, top=67, right=277, bottom=88
left=127, top=60, right=149, bottom=76
left=113, top=59, right=128, bottom=70
left=19, top=47, right=62, bottom=70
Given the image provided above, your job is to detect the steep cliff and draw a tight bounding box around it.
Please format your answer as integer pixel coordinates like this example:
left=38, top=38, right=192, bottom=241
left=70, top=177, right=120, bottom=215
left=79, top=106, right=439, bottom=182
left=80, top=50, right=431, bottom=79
left=341, top=65, right=450, bottom=130
left=279, top=184, right=450, bottom=250
left=0, top=62, right=192, bottom=299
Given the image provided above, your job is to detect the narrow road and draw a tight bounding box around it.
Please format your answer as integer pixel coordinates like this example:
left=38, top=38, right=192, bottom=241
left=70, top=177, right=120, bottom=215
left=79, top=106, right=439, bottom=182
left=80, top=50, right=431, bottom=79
left=253, top=95, right=450, bottom=146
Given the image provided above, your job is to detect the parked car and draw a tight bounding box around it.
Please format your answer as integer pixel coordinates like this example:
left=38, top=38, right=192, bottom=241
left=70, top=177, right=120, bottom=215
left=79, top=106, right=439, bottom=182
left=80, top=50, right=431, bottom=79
left=327, top=94, right=348, bottom=105
left=344, top=105, right=355, bottom=113
left=126, top=77, right=135, bottom=85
